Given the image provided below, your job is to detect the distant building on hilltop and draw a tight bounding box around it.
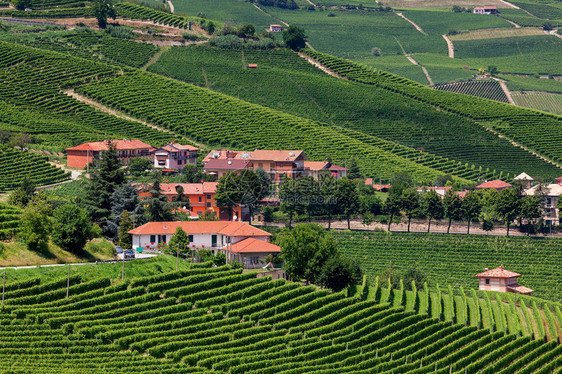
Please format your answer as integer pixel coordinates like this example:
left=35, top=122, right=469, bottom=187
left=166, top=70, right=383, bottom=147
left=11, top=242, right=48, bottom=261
left=475, top=265, right=533, bottom=295
left=473, top=6, right=498, bottom=14
left=269, top=24, right=283, bottom=32
left=66, top=139, right=153, bottom=169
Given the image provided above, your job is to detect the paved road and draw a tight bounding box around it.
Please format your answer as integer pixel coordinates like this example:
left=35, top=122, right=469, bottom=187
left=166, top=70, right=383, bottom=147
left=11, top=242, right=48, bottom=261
left=1, top=253, right=158, bottom=271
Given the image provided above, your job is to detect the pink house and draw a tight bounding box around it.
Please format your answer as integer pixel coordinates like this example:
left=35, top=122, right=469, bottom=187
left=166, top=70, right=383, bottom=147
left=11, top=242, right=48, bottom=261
left=151, top=142, right=199, bottom=170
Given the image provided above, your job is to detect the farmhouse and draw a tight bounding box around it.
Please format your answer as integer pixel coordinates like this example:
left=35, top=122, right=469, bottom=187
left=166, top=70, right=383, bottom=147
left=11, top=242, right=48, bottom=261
left=129, top=221, right=280, bottom=267
left=514, top=172, right=534, bottom=189
left=151, top=142, right=199, bottom=170
left=475, top=266, right=534, bottom=295
left=136, top=182, right=242, bottom=221
left=524, top=178, right=562, bottom=226
left=202, top=149, right=306, bottom=183
left=473, top=6, right=498, bottom=14
left=66, top=139, right=153, bottom=169
left=365, top=179, right=391, bottom=192
left=475, top=179, right=512, bottom=191
left=269, top=24, right=283, bottom=32
left=303, top=161, right=348, bottom=179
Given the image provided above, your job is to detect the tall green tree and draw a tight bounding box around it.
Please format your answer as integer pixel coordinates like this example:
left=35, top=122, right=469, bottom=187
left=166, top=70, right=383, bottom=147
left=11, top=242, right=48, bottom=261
left=238, top=169, right=268, bottom=223
left=83, top=144, right=125, bottom=232
left=422, top=189, right=444, bottom=233
left=443, top=190, right=463, bottom=234
left=518, top=195, right=541, bottom=234
left=215, top=171, right=241, bottom=221
left=93, top=0, right=116, bottom=28
left=52, top=204, right=95, bottom=253
left=118, top=210, right=133, bottom=249
left=319, top=174, right=338, bottom=229
left=462, top=190, right=482, bottom=234
left=282, top=25, right=306, bottom=50
left=276, top=223, right=338, bottom=284
left=278, top=175, right=299, bottom=227
left=495, top=188, right=520, bottom=236
left=401, top=188, right=420, bottom=233
left=316, top=255, right=362, bottom=292
left=384, top=189, right=402, bottom=231
left=335, top=178, right=360, bottom=229
left=20, top=194, right=52, bottom=252
left=347, top=157, right=362, bottom=179
left=145, top=181, right=173, bottom=222
left=167, top=226, right=191, bottom=256
left=8, top=176, right=36, bottom=208
left=110, top=183, right=144, bottom=239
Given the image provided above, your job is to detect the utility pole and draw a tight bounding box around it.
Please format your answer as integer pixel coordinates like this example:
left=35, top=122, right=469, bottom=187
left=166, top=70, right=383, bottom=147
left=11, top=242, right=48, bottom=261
left=66, top=264, right=70, bottom=298
left=2, top=269, right=5, bottom=307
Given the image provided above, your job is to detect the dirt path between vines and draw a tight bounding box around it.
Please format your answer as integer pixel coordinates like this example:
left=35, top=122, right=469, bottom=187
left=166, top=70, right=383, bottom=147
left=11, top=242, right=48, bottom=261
left=549, top=29, right=562, bottom=40
left=298, top=52, right=347, bottom=80
left=167, top=0, right=175, bottom=14
left=252, top=4, right=289, bottom=26
left=141, top=45, right=170, bottom=71
left=494, top=78, right=516, bottom=105
left=442, top=34, right=454, bottom=58
left=64, top=89, right=205, bottom=148
left=395, top=36, right=434, bottom=85
left=396, top=12, right=426, bottom=35
left=504, top=19, right=521, bottom=28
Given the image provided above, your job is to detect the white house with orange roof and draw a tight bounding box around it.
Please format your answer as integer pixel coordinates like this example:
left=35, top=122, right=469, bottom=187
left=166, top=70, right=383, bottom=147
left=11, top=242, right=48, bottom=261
left=303, top=161, right=348, bottom=179
left=66, top=139, right=154, bottom=169
left=475, top=265, right=534, bottom=295
left=129, top=221, right=280, bottom=268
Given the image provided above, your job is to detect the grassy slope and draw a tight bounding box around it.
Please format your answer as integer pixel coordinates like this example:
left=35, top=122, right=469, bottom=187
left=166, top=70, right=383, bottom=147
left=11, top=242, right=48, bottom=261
left=0, top=239, right=115, bottom=267
left=148, top=45, right=562, bottom=179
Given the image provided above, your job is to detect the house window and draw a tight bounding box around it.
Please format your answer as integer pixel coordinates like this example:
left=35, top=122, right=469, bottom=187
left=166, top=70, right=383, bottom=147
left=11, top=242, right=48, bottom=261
left=178, top=160, right=182, bottom=165
left=188, top=235, right=193, bottom=243
left=158, top=160, right=165, bottom=166
left=150, top=235, right=156, bottom=243
left=207, top=194, right=211, bottom=200
left=485, top=279, right=490, bottom=285
left=206, top=202, right=211, bottom=207
left=211, top=235, right=217, bottom=247
left=258, top=163, right=263, bottom=169
left=199, top=197, right=202, bottom=202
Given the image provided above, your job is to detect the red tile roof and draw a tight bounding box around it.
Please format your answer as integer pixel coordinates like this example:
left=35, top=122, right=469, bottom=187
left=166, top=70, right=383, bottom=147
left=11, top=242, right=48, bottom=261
left=129, top=221, right=271, bottom=237
left=203, top=159, right=249, bottom=171
left=328, top=164, right=348, bottom=171
left=476, top=180, right=512, bottom=190
left=66, top=139, right=153, bottom=152
left=202, top=149, right=305, bottom=163
left=228, top=238, right=280, bottom=253
left=304, top=161, right=329, bottom=171
left=475, top=265, right=520, bottom=278
left=506, top=284, right=534, bottom=294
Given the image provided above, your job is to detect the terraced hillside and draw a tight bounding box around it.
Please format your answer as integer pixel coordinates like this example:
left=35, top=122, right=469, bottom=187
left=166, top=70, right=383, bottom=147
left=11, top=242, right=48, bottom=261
left=335, top=231, right=562, bottom=303
left=148, top=45, right=562, bottom=180
left=0, top=263, right=560, bottom=373
left=0, top=202, right=21, bottom=240
left=303, top=49, right=562, bottom=169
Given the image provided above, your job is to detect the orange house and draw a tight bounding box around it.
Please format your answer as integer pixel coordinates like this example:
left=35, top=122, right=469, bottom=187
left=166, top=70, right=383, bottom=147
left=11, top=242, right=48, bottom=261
left=137, top=182, right=242, bottom=221
left=66, top=139, right=153, bottom=169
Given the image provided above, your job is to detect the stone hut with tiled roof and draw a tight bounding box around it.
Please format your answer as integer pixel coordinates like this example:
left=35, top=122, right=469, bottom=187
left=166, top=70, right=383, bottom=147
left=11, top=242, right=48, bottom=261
left=475, top=265, right=534, bottom=295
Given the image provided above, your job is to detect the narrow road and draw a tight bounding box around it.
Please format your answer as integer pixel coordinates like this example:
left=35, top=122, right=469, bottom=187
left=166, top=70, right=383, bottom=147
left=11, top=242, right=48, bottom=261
left=498, top=0, right=520, bottom=8
left=298, top=52, right=347, bottom=79
left=549, top=29, right=562, bottom=40
left=167, top=0, right=174, bottom=14
left=396, top=12, right=426, bottom=35
left=504, top=19, right=521, bottom=28
left=304, top=0, right=317, bottom=7
left=494, top=78, right=516, bottom=105
left=252, top=3, right=289, bottom=26
left=395, top=36, right=434, bottom=85
left=442, top=34, right=454, bottom=58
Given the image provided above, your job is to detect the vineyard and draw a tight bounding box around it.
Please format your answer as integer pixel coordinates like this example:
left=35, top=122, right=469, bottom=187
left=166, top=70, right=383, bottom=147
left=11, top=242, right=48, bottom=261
left=433, top=80, right=509, bottom=103
left=0, top=261, right=560, bottom=373
left=0, top=41, right=175, bottom=151
left=0, top=202, right=21, bottom=240
left=148, top=45, right=562, bottom=180
left=302, top=49, right=562, bottom=168
left=0, top=28, right=159, bottom=68
left=512, top=92, right=562, bottom=116
left=0, top=145, right=69, bottom=193
left=334, top=231, right=562, bottom=303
